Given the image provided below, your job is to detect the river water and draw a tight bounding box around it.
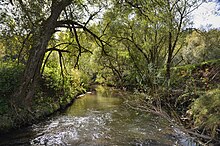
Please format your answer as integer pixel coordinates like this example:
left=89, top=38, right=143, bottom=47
left=0, top=89, right=196, bottom=146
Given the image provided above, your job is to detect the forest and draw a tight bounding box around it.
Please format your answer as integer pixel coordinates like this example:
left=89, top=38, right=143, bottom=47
left=0, top=0, right=220, bottom=145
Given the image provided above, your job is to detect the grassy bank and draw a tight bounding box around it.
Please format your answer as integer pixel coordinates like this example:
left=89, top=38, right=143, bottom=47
left=124, top=59, right=220, bottom=144
left=169, top=59, right=220, bottom=143
left=0, top=62, right=89, bottom=133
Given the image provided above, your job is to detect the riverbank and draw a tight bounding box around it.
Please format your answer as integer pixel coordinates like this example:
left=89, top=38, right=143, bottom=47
left=0, top=63, right=89, bottom=134
left=0, top=88, right=195, bottom=146
left=0, top=87, right=86, bottom=134
left=123, top=59, right=220, bottom=145
left=170, top=59, right=220, bottom=144
left=170, top=60, right=220, bottom=144
left=0, top=59, right=219, bottom=144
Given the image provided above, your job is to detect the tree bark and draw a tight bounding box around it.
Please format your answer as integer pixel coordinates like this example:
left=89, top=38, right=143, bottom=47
left=12, top=1, right=71, bottom=107
left=166, top=31, right=172, bottom=81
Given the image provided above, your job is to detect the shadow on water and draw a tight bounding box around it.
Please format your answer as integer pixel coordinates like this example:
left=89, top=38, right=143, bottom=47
left=0, top=90, right=198, bottom=146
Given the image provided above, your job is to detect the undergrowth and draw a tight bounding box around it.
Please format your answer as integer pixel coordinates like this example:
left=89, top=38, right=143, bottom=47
left=0, top=62, right=89, bottom=133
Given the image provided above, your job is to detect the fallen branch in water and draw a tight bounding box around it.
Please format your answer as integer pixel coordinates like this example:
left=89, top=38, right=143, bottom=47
left=124, top=98, right=216, bottom=145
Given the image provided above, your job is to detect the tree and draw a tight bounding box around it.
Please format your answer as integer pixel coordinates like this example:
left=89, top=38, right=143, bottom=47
left=180, top=29, right=220, bottom=64
left=95, top=0, right=204, bottom=89
left=163, top=0, right=204, bottom=81
left=2, top=0, right=206, bottom=106
left=11, top=0, right=72, bottom=106
left=5, top=0, right=108, bottom=107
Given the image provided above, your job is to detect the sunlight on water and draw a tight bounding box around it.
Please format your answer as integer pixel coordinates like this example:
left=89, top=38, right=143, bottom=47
left=0, top=90, right=198, bottom=146
left=29, top=93, right=176, bottom=145
left=30, top=113, right=112, bottom=145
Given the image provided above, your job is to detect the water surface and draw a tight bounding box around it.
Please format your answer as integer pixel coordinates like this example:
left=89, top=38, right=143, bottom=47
left=0, top=90, right=196, bottom=146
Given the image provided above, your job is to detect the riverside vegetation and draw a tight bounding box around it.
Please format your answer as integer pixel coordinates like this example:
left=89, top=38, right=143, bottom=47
left=0, top=61, right=89, bottom=133
left=0, top=0, right=220, bottom=145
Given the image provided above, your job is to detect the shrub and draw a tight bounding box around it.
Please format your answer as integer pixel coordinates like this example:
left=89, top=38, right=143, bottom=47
left=40, top=66, right=89, bottom=100
left=0, top=62, right=24, bottom=99
left=188, top=88, right=220, bottom=137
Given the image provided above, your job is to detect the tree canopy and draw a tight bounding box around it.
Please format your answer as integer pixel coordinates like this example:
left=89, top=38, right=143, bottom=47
left=1, top=0, right=220, bottom=143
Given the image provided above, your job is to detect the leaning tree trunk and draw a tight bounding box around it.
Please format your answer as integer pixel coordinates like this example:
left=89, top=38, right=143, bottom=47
left=12, top=1, right=71, bottom=107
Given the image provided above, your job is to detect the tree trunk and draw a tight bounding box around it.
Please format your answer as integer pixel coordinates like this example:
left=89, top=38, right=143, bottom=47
left=166, top=31, right=172, bottom=82
left=12, top=1, right=71, bottom=107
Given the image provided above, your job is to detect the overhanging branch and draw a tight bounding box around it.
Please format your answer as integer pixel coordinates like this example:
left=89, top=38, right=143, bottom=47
left=46, top=47, right=70, bottom=53
left=56, top=20, right=111, bottom=56
left=41, top=47, right=70, bottom=75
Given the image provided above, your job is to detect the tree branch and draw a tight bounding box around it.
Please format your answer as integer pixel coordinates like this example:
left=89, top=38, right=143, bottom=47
left=46, top=47, right=70, bottom=53
left=56, top=20, right=111, bottom=56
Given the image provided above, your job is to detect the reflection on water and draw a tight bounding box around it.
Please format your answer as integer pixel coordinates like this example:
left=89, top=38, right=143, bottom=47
left=0, top=90, right=197, bottom=146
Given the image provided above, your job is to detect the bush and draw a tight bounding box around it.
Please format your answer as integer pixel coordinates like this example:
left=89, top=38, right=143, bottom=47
left=188, top=88, right=220, bottom=137
left=0, top=63, right=24, bottom=99
left=40, top=66, right=89, bottom=101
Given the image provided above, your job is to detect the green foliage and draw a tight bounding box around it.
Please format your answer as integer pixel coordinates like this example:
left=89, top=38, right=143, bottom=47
left=171, top=59, right=220, bottom=91
left=40, top=62, right=89, bottom=100
left=1, top=0, right=220, bottom=141
left=0, top=98, right=9, bottom=115
left=179, top=30, right=220, bottom=65
left=188, top=89, right=220, bottom=137
left=0, top=62, right=24, bottom=99
left=168, top=60, right=220, bottom=139
left=135, top=63, right=165, bottom=92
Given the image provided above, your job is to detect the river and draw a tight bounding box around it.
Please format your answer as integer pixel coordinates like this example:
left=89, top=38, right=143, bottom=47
left=0, top=89, right=197, bottom=146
